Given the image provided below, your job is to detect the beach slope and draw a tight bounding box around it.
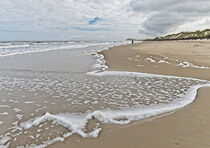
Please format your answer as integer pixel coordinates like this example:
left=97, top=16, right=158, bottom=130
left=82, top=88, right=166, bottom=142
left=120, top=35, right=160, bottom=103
left=69, top=40, right=210, bottom=148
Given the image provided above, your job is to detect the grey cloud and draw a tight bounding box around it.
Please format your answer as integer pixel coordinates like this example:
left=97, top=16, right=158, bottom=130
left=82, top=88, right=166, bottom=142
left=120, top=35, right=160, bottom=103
left=142, top=12, right=188, bottom=36
left=129, top=0, right=210, bottom=36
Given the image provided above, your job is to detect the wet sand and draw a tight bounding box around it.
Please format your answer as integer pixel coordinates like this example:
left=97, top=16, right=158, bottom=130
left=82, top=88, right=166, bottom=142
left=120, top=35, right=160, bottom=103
left=65, top=40, right=210, bottom=148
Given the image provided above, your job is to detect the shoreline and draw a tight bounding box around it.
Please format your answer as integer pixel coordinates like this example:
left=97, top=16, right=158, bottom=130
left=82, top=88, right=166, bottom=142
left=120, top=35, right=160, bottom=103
left=68, top=40, right=210, bottom=148
left=68, top=87, right=210, bottom=148
left=1, top=40, right=210, bottom=147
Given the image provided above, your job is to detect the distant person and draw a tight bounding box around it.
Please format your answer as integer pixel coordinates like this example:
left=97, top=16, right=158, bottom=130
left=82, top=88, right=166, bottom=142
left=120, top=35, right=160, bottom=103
left=132, top=40, right=134, bottom=44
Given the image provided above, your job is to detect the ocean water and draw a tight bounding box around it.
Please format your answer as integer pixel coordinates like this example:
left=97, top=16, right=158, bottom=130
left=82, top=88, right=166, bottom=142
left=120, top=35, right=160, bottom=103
left=0, top=41, right=209, bottom=148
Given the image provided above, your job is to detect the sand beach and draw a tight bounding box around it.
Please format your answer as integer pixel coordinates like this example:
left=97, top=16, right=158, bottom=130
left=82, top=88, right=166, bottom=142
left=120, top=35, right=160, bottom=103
left=67, top=40, right=210, bottom=148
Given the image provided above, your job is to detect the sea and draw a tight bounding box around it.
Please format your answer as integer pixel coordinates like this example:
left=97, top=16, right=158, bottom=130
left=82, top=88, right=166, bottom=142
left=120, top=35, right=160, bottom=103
left=0, top=41, right=209, bottom=147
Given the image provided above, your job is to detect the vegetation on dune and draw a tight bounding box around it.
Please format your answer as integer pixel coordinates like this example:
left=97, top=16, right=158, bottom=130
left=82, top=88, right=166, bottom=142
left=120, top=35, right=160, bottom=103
left=146, top=29, right=210, bottom=41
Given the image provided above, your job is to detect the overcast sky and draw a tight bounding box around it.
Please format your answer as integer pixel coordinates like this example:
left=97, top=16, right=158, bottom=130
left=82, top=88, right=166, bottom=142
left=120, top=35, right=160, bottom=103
left=1, top=0, right=210, bottom=41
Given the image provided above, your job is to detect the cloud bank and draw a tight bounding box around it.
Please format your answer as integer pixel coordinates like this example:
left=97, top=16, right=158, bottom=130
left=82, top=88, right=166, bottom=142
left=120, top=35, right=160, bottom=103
left=0, top=0, right=210, bottom=40
left=129, top=0, right=210, bottom=36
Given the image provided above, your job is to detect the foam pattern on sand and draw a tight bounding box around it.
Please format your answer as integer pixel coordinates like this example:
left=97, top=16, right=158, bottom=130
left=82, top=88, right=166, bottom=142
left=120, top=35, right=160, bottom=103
left=0, top=70, right=209, bottom=147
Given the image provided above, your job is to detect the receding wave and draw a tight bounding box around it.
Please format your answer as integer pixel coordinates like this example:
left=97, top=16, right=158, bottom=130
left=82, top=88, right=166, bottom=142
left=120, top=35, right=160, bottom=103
left=0, top=70, right=209, bottom=147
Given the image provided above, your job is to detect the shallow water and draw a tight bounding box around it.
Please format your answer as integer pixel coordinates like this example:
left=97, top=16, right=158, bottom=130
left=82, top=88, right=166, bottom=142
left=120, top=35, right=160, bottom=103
left=0, top=41, right=209, bottom=148
left=0, top=41, right=122, bottom=73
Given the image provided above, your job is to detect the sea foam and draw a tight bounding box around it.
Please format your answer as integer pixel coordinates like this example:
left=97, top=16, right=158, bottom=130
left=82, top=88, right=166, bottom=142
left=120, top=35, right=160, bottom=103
left=15, top=84, right=208, bottom=148
left=0, top=71, right=208, bottom=148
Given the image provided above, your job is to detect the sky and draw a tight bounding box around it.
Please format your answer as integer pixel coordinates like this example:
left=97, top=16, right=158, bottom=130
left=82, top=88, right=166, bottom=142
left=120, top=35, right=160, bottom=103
left=1, top=0, right=210, bottom=41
